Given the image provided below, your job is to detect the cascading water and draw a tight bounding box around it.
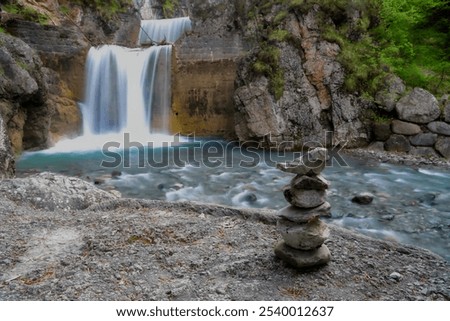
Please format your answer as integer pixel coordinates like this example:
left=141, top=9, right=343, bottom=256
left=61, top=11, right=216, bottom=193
left=79, top=17, right=191, bottom=138
left=41, top=17, right=191, bottom=153
left=80, top=45, right=172, bottom=137
left=139, top=17, right=192, bottom=45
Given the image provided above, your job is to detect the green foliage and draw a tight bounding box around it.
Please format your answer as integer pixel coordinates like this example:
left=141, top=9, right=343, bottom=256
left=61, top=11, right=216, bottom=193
left=0, top=27, right=5, bottom=34
left=71, top=0, right=132, bottom=20
left=17, top=60, right=28, bottom=71
left=3, top=4, right=49, bottom=25
left=376, top=0, right=449, bottom=95
left=269, top=29, right=290, bottom=42
left=252, top=44, right=285, bottom=100
left=274, top=11, right=288, bottom=25
left=245, top=0, right=449, bottom=99
left=59, top=5, right=70, bottom=16
left=297, top=0, right=449, bottom=96
left=162, top=0, right=179, bottom=18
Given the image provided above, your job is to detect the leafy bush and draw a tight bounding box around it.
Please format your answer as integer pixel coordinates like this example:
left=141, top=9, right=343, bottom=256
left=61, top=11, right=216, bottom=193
left=252, top=43, right=285, bottom=100
left=376, top=0, right=449, bottom=95
left=247, top=0, right=448, bottom=100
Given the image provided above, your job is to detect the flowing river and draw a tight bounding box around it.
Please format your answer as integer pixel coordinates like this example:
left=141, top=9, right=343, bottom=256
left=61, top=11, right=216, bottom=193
left=17, top=139, right=450, bottom=261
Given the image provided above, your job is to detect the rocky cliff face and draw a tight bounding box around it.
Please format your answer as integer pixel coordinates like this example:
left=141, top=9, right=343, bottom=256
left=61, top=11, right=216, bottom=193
left=234, top=4, right=372, bottom=148
left=0, top=33, right=51, bottom=154
left=141, top=1, right=372, bottom=147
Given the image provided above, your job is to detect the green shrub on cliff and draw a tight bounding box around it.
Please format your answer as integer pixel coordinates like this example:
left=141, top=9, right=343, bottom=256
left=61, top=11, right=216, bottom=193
left=247, top=0, right=448, bottom=100
left=162, top=0, right=180, bottom=18
left=309, top=0, right=449, bottom=95
left=3, top=3, right=49, bottom=25
left=70, top=0, right=132, bottom=19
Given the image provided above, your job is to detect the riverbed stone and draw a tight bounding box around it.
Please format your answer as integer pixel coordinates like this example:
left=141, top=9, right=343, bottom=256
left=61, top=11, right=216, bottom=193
left=277, top=218, right=330, bottom=250
left=290, top=175, right=330, bottom=191
left=283, top=187, right=326, bottom=209
left=427, top=122, right=450, bottom=136
left=277, top=148, right=328, bottom=176
left=277, top=203, right=332, bottom=223
left=274, top=242, right=331, bottom=269
left=396, top=88, right=440, bottom=124
left=435, top=137, right=450, bottom=159
left=385, top=135, right=411, bottom=153
left=372, top=123, right=392, bottom=141
left=409, top=133, right=438, bottom=147
left=352, top=193, right=374, bottom=205
left=391, top=120, right=421, bottom=136
left=409, top=147, right=440, bottom=158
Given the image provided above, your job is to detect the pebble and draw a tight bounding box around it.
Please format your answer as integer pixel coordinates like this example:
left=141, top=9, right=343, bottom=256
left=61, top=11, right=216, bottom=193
left=389, top=272, right=403, bottom=281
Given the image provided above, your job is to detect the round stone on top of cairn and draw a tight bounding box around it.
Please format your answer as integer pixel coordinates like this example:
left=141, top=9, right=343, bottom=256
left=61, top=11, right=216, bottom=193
left=274, top=147, right=332, bottom=269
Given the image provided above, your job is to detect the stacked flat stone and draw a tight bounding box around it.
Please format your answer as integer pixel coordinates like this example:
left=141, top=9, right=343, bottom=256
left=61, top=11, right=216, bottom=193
left=274, top=148, right=332, bottom=269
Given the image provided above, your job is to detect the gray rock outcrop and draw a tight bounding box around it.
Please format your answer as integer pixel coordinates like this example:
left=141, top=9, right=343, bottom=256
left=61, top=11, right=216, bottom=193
left=0, top=172, right=117, bottom=210
left=375, top=74, right=406, bottom=112
left=0, top=32, right=51, bottom=153
left=234, top=7, right=370, bottom=148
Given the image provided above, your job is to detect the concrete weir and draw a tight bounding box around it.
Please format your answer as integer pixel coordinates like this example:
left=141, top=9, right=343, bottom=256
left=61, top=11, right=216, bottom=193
left=169, top=33, right=244, bottom=138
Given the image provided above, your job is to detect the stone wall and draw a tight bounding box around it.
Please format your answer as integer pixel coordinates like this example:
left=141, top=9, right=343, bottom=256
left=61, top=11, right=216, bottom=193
left=370, top=88, right=450, bottom=159
left=170, top=31, right=245, bottom=136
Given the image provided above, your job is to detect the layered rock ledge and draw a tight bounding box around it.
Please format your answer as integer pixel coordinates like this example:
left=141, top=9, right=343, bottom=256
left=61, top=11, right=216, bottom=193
left=0, top=173, right=448, bottom=301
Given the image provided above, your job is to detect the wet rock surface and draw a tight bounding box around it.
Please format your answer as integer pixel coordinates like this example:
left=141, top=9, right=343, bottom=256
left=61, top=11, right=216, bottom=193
left=0, top=174, right=448, bottom=300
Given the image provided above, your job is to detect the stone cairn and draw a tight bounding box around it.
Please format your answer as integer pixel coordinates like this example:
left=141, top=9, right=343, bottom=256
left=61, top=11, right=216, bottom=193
left=274, top=147, right=332, bottom=269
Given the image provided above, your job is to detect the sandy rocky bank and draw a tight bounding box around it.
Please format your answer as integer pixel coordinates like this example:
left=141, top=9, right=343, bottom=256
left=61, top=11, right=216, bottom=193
left=0, top=173, right=448, bottom=301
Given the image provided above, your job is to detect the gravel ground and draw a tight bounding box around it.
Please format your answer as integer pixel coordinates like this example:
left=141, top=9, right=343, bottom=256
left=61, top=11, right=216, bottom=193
left=343, top=148, right=450, bottom=169
left=0, top=174, right=448, bottom=301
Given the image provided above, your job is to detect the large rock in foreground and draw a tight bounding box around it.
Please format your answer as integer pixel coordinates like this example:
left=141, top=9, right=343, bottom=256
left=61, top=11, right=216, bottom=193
left=0, top=172, right=117, bottom=210
left=0, top=175, right=448, bottom=301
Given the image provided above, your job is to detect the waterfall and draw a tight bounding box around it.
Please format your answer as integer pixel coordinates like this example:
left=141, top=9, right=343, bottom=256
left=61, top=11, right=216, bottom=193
left=55, top=16, right=193, bottom=155
left=80, top=45, right=172, bottom=136
left=139, top=17, right=192, bottom=45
